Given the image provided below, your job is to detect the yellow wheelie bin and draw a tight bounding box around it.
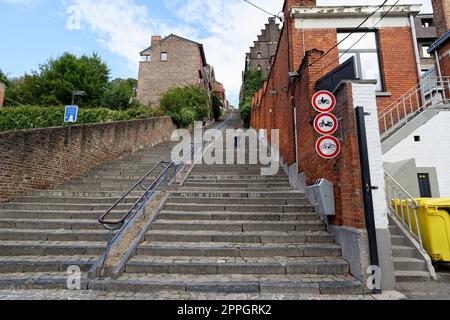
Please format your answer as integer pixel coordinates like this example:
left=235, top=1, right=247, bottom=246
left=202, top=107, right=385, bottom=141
left=414, top=198, right=450, bottom=262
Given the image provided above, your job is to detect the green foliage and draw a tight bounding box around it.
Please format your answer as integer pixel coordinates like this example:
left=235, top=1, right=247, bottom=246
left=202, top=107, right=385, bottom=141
left=0, top=105, right=162, bottom=132
left=102, top=78, right=137, bottom=110
left=160, top=85, right=210, bottom=128
left=212, top=91, right=223, bottom=121
left=239, top=69, right=263, bottom=127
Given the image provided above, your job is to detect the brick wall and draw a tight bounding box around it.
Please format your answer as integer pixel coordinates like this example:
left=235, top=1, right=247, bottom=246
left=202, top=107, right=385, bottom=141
left=438, top=40, right=450, bottom=77
left=295, top=51, right=365, bottom=229
left=137, top=36, right=204, bottom=108
left=432, top=0, right=450, bottom=37
left=0, top=82, right=5, bottom=108
left=0, top=117, right=176, bottom=202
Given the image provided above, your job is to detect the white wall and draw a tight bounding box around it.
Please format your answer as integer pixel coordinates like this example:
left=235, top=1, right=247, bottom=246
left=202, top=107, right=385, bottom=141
left=383, top=112, right=450, bottom=197
left=351, top=82, right=389, bottom=230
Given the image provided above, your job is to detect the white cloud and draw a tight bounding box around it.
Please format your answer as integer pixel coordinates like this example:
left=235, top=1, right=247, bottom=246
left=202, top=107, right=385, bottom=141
left=66, top=0, right=433, bottom=105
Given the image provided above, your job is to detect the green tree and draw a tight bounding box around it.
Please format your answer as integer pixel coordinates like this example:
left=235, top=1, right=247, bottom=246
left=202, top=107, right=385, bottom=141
left=160, top=85, right=210, bottom=128
left=102, top=78, right=137, bottom=110
left=37, top=52, right=110, bottom=107
left=212, top=91, right=223, bottom=121
left=239, top=69, right=263, bottom=128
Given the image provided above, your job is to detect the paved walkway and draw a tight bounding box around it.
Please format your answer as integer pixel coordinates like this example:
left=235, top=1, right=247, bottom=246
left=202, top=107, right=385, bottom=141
left=395, top=272, right=450, bottom=300
left=0, top=289, right=405, bottom=300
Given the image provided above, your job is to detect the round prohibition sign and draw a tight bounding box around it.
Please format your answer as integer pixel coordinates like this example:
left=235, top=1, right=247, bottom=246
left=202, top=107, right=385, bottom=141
left=312, top=90, right=336, bottom=113
left=316, top=135, right=341, bottom=159
left=314, top=113, right=338, bottom=135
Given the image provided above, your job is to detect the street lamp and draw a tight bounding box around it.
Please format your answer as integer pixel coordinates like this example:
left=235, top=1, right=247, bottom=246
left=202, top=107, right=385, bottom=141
left=71, top=90, right=86, bottom=105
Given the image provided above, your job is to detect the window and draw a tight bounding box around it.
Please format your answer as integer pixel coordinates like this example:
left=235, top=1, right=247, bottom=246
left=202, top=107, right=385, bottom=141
left=338, top=32, right=383, bottom=91
left=421, top=45, right=431, bottom=58
left=199, top=70, right=203, bottom=79
left=142, top=55, right=151, bottom=62
left=257, top=52, right=262, bottom=58
left=414, top=136, right=421, bottom=142
left=257, top=65, right=262, bottom=71
left=421, top=19, right=434, bottom=28
left=161, top=52, right=168, bottom=61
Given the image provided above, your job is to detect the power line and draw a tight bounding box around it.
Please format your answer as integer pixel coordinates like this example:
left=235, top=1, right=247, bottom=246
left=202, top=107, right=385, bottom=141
left=308, top=0, right=388, bottom=68
left=242, top=0, right=280, bottom=20
left=318, top=0, right=401, bottom=73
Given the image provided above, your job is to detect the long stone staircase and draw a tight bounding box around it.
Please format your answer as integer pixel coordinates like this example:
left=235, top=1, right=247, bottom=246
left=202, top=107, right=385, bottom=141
left=91, top=116, right=364, bottom=295
left=0, top=141, right=177, bottom=289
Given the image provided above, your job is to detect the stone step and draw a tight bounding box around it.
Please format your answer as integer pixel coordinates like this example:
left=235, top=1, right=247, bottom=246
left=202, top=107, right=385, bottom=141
left=187, top=175, right=288, bottom=181
left=0, top=202, right=132, bottom=211
left=393, top=257, right=428, bottom=272
left=392, top=245, right=422, bottom=259
left=162, top=203, right=313, bottom=213
left=168, top=191, right=305, bottom=199
left=0, top=210, right=126, bottom=220
left=0, top=241, right=106, bottom=256
left=12, top=196, right=139, bottom=205
left=145, top=230, right=335, bottom=244
left=183, top=182, right=292, bottom=188
left=391, top=235, right=410, bottom=246
left=52, top=183, right=137, bottom=191
left=0, top=256, right=97, bottom=273
left=395, top=270, right=431, bottom=282
left=167, top=197, right=309, bottom=206
left=175, top=186, right=293, bottom=191
left=150, top=220, right=327, bottom=232
left=29, top=191, right=144, bottom=198
left=70, top=177, right=157, bottom=184
left=0, top=229, right=110, bottom=242
left=157, top=211, right=318, bottom=221
left=90, top=274, right=363, bottom=295
left=125, top=256, right=350, bottom=275
left=136, top=242, right=342, bottom=258
left=0, top=272, right=90, bottom=290
left=0, top=218, right=102, bottom=230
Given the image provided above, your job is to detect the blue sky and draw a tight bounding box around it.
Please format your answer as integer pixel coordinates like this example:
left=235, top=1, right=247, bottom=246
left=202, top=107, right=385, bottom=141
left=0, top=0, right=432, bottom=105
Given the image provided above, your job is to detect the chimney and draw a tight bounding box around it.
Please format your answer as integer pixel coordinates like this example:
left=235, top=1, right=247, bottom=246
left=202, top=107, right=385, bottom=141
left=151, top=35, right=161, bottom=46
left=0, top=82, right=5, bottom=109
left=432, top=0, right=450, bottom=37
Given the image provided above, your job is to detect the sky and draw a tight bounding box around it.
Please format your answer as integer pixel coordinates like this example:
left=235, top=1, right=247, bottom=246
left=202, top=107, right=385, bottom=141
left=0, top=0, right=433, bottom=106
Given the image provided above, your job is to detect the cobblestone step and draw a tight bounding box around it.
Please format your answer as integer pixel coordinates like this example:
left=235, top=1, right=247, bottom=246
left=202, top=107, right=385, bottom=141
left=145, top=230, right=335, bottom=244
left=90, top=274, right=363, bottom=295
left=163, top=203, right=313, bottom=213
left=0, top=218, right=102, bottom=230
left=136, top=242, right=342, bottom=258
left=0, top=229, right=110, bottom=242
left=167, top=197, right=309, bottom=205
left=125, top=257, right=350, bottom=275
left=0, top=256, right=97, bottom=273
left=150, top=220, right=327, bottom=232
left=157, top=211, right=319, bottom=221
left=0, top=241, right=106, bottom=256
left=0, top=272, right=90, bottom=290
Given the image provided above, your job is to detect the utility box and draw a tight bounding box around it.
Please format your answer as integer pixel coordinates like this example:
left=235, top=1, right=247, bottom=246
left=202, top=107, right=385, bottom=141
left=305, top=179, right=336, bottom=217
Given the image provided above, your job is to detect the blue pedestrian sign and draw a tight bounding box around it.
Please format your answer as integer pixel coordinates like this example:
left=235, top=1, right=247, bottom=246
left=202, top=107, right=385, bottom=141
left=64, top=105, right=78, bottom=123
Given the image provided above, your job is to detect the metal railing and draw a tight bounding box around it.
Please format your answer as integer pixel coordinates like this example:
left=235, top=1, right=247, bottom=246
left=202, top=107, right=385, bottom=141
left=384, top=172, right=423, bottom=249
left=379, top=76, right=450, bottom=139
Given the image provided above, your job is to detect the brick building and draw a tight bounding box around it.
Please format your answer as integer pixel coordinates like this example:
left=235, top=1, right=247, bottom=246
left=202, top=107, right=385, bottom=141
left=137, top=34, right=215, bottom=108
left=245, top=17, right=281, bottom=79
left=0, top=82, right=5, bottom=108
left=428, top=0, right=450, bottom=79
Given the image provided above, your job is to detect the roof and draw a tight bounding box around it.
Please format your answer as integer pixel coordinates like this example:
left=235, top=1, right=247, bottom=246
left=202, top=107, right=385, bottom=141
left=428, top=29, right=450, bottom=54
left=139, top=34, right=207, bottom=67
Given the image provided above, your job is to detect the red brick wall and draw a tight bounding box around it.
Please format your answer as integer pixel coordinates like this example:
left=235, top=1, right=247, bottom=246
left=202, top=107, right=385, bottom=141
left=294, top=51, right=365, bottom=229
left=376, top=27, right=420, bottom=113
left=438, top=40, right=450, bottom=77
left=0, top=117, right=176, bottom=202
left=0, top=82, right=5, bottom=108
left=432, top=0, right=450, bottom=37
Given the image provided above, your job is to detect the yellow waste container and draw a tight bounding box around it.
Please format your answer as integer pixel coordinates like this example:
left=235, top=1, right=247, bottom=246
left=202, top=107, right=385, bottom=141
left=393, top=198, right=450, bottom=262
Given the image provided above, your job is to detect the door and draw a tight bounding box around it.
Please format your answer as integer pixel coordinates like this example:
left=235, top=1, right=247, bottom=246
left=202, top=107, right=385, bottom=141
left=418, top=173, right=432, bottom=198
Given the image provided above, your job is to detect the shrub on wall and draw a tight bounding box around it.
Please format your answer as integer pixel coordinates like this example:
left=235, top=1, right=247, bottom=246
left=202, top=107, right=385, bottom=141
left=160, top=85, right=210, bottom=128
left=0, top=105, right=164, bottom=132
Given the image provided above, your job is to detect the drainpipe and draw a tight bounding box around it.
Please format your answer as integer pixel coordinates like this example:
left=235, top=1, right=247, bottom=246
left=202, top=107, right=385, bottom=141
left=435, top=49, right=443, bottom=79
left=410, top=14, right=427, bottom=104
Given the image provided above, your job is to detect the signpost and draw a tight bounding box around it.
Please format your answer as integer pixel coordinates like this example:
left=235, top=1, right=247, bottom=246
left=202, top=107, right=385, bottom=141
left=316, top=135, right=341, bottom=160
left=312, top=90, right=336, bottom=113
left=312, top=90, right=341, bottom=159
left=314, top=113, right=338, bottom=136
left=64, top=105, right=78, bottom=123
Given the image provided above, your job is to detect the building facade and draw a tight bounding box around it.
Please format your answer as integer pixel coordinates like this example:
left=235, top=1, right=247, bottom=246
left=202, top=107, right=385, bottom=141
left=245, top=17, right=281, bottom=79
left=414, top=14, right=438, bottom=74
left=137, top=34, right=211, bottom=108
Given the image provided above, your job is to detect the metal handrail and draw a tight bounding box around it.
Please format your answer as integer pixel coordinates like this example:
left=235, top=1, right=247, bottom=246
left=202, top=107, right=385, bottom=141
left=384, top=171, right=423, bottom=249
left=379, top=76, right=450, bottom=138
